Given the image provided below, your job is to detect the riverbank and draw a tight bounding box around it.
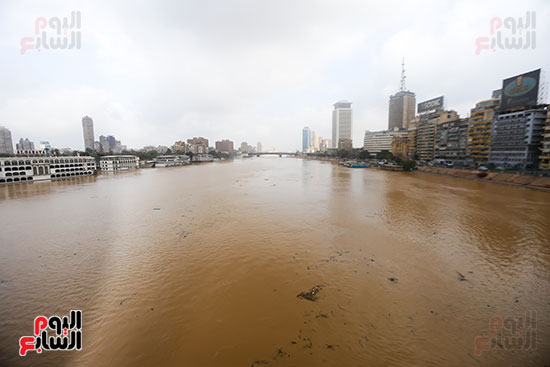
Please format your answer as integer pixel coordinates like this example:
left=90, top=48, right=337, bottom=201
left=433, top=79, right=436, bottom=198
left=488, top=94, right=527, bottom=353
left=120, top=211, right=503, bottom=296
left=418, top=166, right=550, bottom=192
left=301, top=156, right=343, bottom=163
left=300, top=156, right=550, bottom=192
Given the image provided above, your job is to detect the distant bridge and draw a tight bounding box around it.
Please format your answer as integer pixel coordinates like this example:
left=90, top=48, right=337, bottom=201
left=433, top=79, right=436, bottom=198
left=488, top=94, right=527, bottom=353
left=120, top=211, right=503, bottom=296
left=254, top=152, right=297, bottom=157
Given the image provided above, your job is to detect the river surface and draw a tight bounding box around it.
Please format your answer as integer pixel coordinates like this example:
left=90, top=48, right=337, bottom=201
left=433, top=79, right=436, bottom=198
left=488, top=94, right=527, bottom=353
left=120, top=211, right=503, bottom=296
left=1, top=157, right=549, bottom=366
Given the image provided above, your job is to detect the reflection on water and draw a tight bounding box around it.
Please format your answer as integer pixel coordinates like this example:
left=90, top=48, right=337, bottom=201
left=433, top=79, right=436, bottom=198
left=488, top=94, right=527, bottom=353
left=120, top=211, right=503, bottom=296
left=1, top=158, right=549, bottom=366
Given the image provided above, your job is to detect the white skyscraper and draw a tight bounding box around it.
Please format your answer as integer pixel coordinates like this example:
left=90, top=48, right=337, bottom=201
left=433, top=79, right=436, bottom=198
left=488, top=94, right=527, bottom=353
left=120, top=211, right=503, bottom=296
left=0, top=126, right=14, bottom=154
left=312, top=131, right=319, bottom=151
left=302, top=127, right=311, bottom=152
left=256, top=141, right=262, bottom=153
left=82, top=116, right=95, bottom=151
left=332, top=101, right=353, bottom=148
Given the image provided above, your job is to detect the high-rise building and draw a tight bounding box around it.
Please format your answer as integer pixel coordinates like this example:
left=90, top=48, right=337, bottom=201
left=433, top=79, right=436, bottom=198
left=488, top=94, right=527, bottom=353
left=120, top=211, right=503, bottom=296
left=186, top=137, right=209, bottom=154
left=82, top=116, right=95, bottom=152
left=301, top=128, right=321, bottom=153
left=312, top=131, right=319, bottom=151
left=332, top=101, right=352, bottom=148
left=407, top=128, right=417, bottom=159
left=256, top=141, right=262, bottom=153
left=489, top=107, right=547, bottom=169
left=187, top=137, right=209, bottom=147
left=0, top=126, right=14, bottom=155
left=114, top=142, right=123, bottom=154
left=467, top=98, right=500, bottom=164
left=99, top=135, right=109, bottom=153
left=540, top=110, right=550, bottom=170
left=434, top=118, right=469, bottom=162
left=389, top=91, right=416, bottom=129
left=302, top=127, right=311, bottom=152
left=39, top=141, right=52, bottom=150
left=107, top=135, right=116, bottom=151
left=172, top=141, right=187, bottom=153
left=415, top=110, right=459, bottom=162
left=487, top=69, right=547, bottom=169
left=391, top=136, right=409, bottom=159
left=16, top=138, right=35, bottom=151
left=97, top=135, right=122, bottom=153
left=415, top=112, right=439, bottom=162
left=388, top=60, right=416, bottom=130
left=363, top=128, right=408, bottom=155
left=238, top=142, right=255, bottom=154
left=215, top=139, right=234, bottom=153
left=319, top=139, right=329, bottom=152
left=338, top=138, right=353, bottom=151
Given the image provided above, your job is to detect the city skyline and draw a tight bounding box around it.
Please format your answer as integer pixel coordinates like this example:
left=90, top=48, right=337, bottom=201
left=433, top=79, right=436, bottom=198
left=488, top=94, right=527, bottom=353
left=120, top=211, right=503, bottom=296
left=1, top=63, right=546, bottom=156
left=0, top=1, right=549, bottom=151
left=1, top=63, right=547, bottom=158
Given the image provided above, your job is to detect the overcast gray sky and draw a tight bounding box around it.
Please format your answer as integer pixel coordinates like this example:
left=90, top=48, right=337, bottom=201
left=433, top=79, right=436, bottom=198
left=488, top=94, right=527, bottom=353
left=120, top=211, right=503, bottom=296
left=1, top=0, right=549, bottom=151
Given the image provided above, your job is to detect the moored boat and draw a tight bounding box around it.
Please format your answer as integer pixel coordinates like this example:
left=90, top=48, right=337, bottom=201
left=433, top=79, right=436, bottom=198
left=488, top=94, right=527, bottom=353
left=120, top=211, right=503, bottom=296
left=379, top=163, right=405, bottom=171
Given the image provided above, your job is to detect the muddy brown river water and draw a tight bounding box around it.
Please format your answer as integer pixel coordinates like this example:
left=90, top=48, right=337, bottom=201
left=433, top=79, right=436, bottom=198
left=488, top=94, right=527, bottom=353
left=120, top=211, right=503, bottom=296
left=1, top=157, right=549, bottom=366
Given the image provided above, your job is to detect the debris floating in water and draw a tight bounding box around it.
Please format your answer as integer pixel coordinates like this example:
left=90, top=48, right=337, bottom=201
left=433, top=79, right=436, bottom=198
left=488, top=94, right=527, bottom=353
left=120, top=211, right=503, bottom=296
left=297, top=285, right=324, bottom=301
left=153, top=208, right=161, bottom=210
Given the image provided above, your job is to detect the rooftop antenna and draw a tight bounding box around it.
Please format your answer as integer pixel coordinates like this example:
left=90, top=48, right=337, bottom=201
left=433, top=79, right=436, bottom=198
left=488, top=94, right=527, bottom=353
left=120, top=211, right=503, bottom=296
left=400, top=57, right=406, bottom=91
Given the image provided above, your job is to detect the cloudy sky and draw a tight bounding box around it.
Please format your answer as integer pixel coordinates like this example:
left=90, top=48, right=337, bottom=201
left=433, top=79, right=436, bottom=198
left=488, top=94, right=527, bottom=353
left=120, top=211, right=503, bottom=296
left=1, top=0, right=549, bottom=151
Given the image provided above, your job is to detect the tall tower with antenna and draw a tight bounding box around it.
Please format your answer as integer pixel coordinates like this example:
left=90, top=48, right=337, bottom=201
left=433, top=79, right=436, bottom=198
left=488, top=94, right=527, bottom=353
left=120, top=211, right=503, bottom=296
left=388, top=58, right=416, bottom=130
left=400, top=58, right=406, bottom=92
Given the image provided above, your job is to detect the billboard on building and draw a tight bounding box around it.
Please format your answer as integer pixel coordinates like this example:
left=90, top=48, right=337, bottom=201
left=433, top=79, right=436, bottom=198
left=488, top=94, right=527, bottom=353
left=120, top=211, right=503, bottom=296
left=417, top=96, right=444, bottom=113
left=500, top=69, right=540, bottom=110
